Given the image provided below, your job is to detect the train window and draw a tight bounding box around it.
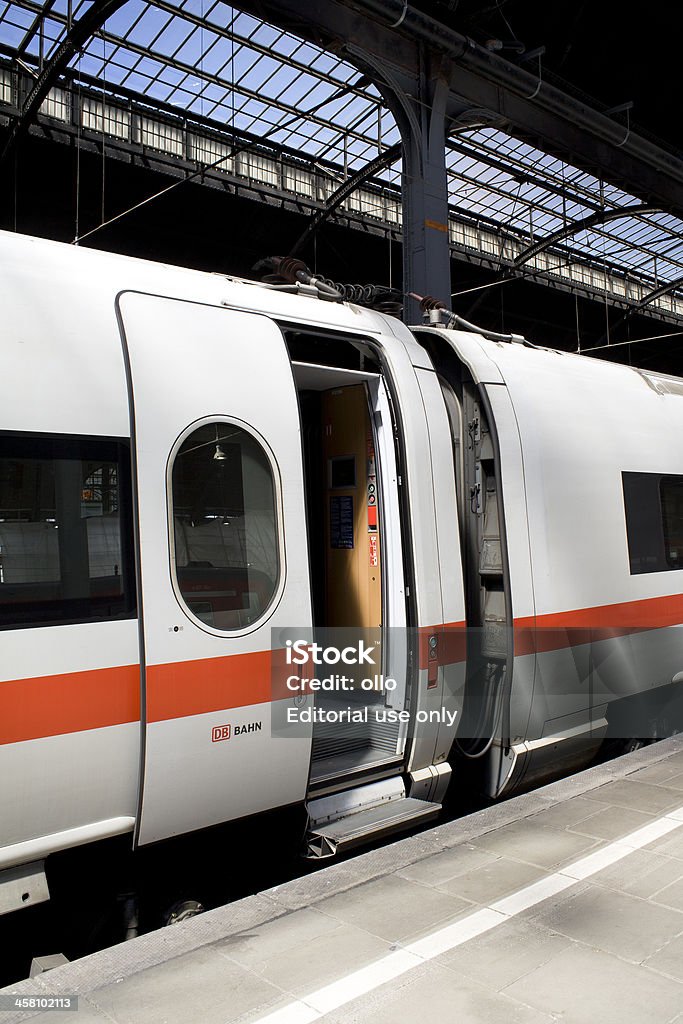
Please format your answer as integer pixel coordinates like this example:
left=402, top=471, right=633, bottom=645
left=0, top=434, right=135, bottom=628
left=661, top=477, right=683, bottom=569
left=622, top=471, right=683, bottom=574
left=171, top=421, right=280, bottom=631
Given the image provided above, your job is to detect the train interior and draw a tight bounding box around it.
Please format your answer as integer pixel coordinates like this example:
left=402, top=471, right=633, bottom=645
left=291, top=355, right=409, bottom=788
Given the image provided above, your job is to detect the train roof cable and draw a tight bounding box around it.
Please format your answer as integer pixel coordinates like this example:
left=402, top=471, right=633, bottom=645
left=254, top=256, right=404, bottom=314
left=410, top=292, right=539, bottom=346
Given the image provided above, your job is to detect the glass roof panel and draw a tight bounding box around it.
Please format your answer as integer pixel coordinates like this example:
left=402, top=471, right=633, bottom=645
left=1, top=0, right=682, bottom=301
left=126, top=5, right=169, bottom=47
left=248, top=21, right=279, bottom=47
left=268, top=33, right=301, bottom=61
left=104, top=0, right=147, bottom=35
left=0, top=24, right=24, bottom=47
left=202, top=2, right=231, bottom=29
left=6, top=4, right=31, bottom=27
left=444, top=127, right=683, bottom=286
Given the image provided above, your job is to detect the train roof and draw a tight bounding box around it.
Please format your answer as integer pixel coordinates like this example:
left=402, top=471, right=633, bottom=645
left=415, top=323, right=683, bottom=399
left=0, top=228, right=429, bottom=361
left=4, top=229, right=682, bottom=397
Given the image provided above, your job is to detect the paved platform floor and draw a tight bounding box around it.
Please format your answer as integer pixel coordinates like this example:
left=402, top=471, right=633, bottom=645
left=4, top=737, right=683, bottom=1024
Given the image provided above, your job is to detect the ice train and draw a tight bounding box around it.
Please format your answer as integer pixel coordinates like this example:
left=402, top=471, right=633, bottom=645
left=1, top=230, right=682, bottom=914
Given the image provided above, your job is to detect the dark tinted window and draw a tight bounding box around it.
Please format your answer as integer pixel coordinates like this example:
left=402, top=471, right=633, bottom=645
left=0, top=434, right=135, bottom=627
left=171, top=422, right=279, bottom=631
left=622, top=472, right=683, bottom=574
left=661, top=477, right=683, bottom=569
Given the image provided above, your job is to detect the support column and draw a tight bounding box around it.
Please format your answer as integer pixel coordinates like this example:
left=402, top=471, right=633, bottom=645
left=400, top=67, right=452, bottom=323
left=345, top=41, right=452, bottom=325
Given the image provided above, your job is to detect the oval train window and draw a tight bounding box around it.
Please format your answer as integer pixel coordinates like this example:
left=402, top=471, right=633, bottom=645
left=171, top=422, right=279, bottom=631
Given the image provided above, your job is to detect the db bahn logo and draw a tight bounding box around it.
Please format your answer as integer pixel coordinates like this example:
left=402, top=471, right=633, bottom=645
left=211, top=722, right=263, bottom=742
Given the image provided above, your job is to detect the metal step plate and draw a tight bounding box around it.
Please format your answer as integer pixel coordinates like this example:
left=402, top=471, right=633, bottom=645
left=304, top=797, right=441, bottom=858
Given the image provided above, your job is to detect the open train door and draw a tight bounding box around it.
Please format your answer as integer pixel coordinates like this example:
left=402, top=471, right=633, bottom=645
left=118, top=293, right=313, bottom=845
left=412, top=326, right=532, bottom=798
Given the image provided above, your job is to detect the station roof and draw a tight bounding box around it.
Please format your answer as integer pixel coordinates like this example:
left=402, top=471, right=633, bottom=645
left=0, top=0, right=682, bottom=310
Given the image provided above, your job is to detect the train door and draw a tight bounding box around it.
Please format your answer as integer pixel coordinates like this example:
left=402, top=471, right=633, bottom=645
left=292, top=364, right=409, bottom=786
left=290, top=348, right=460, bottom=856
left=412, top=329, right=525, bottom=797
left=118, top=293, right=313, bottom=845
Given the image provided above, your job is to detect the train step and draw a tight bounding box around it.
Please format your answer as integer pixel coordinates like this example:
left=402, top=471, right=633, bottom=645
left=304, top=779, right=441, bottom=858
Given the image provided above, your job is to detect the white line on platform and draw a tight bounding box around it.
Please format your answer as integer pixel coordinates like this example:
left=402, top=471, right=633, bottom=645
left=252, top=804, right=683, bottom=1024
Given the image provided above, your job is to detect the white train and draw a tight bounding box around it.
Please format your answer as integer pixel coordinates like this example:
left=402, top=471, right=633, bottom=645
left=1, top=230, right=682, bottom=915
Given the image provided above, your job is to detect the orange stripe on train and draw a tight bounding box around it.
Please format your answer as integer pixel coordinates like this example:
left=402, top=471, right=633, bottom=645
left=2, top=594, right=683, bottom=742
left=515, top=593, right=683, bottom=656
left=0, top=664, right=140, bottom=745
left=146, top=649, right=275, bottom=723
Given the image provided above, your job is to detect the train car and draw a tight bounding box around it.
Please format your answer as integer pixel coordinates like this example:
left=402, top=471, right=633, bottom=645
left=1, top=230, right=682, bottom=918
left=0, top=230, right=464, bottom=915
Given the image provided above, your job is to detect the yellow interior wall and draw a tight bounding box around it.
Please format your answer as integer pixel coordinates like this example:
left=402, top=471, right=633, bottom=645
left=322, top=385, right=381, bottom=629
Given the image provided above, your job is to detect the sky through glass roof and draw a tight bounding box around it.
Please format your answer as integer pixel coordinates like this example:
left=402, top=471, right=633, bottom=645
left=1, top=0, right=683, bottom=299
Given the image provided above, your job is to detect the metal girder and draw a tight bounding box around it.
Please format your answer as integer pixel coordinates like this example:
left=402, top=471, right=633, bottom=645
left=1, top=0, right=129, bottom=165
left=513, top=204, right=662, bottom=269
left=236, top=0, right=683, bottom=215
left=637, top=275, right=683, bottom=311
left=601, top=275, right=683, bottom=343
left=289, top=140, right=402, bottom=257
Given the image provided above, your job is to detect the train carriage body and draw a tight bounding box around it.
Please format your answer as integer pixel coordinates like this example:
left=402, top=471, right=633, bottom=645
left=0, top=231, right=464, bottom=911
left=0, top=230, right=682, bottom=915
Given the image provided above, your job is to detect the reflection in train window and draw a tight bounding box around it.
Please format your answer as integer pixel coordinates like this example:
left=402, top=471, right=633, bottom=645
left=622, top=471, right=683, bottom=574
left=171, top=421, right=280, bottom=631
left=661, top=477, right=683, bottom=570
left=0, top=434, right=135, bottom=628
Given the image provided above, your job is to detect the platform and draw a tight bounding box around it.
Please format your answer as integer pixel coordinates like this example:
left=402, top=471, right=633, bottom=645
left=3, top=736, right=683, bottom=1024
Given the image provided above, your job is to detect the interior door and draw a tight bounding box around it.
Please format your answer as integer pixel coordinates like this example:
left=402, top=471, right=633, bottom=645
left=118, top=292, right=313, bottom=845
